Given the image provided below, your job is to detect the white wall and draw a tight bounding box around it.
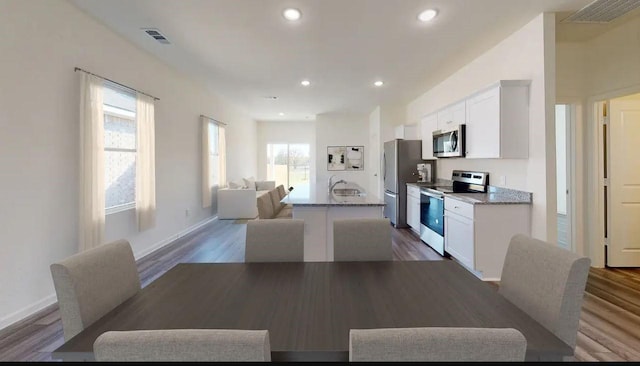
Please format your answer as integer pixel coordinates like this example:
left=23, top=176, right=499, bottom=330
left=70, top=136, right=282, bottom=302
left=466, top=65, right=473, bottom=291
left=315, top=112, right=370, bottom=190
left=555, top=106, right=567, bottom=215
left=0, top=0, right=257, bottom=329
left=557, top=13, right=640, bottom=264
left=368, top=107, right=382, bottom=198
left=406, top=13, right=556, bottom=241
left=256, top=120, right=316, bottom=184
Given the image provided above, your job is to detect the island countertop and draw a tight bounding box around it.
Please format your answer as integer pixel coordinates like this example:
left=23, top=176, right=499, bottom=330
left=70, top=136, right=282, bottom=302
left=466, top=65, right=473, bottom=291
left=281, top=184, right=385, bottom=207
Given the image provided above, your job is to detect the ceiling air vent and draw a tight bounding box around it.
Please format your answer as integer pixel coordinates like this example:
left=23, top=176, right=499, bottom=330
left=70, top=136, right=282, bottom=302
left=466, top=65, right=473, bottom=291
left=561, top=0, right=640, bottom=23
left=142, top=28, right=171, bottom=44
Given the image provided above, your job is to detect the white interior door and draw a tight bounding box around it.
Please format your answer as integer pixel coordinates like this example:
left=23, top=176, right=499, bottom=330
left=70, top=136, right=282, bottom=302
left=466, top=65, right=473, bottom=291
left=608, top=94, right=640, bottom=266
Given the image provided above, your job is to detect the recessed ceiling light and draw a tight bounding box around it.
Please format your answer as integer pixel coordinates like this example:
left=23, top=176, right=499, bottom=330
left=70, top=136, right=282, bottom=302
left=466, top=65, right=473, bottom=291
left=418, top=9, right=438, bottom=22
left=279, top=112, right=285, bottom=116
left=374, top=80, right=384, bottom=87
left=301, top=80, right=311, bottom=86
left=283, top=8, right=302, bottom=21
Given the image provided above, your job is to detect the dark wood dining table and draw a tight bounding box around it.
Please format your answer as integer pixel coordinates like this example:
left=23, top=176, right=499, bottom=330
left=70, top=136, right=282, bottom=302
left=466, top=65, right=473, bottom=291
left=52, top=260, right=572, bottom=361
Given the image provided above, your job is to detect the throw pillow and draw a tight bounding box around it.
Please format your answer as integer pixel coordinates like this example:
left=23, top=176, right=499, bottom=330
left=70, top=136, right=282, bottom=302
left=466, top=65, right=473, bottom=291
left=228, top=180, right=242, bottom=189
left=243, top=177, right=256, bottom=190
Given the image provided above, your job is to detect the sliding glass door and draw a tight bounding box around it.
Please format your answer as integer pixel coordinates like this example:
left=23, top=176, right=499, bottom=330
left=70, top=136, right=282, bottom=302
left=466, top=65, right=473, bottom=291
left=267, top=143, right=310, bottom=197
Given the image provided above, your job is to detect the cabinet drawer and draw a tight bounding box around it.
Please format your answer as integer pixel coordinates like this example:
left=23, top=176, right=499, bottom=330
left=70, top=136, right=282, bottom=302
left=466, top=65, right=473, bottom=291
left=444, top=197, right=474, bottom=218
left=407, top=185, right=420, bottom=198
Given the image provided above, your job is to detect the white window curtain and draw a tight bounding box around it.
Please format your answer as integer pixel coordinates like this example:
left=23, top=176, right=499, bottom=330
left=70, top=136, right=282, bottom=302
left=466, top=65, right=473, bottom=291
left=79, top=73, right=105, bottom=251
left=201, top=116, right=226, bottom=208
left=135, top=93, right=156, bottom=231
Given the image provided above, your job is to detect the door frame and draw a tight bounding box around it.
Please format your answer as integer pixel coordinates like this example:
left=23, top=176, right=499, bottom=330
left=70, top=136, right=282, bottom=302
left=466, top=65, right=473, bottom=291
left=586, top=84, right=640, bottom=267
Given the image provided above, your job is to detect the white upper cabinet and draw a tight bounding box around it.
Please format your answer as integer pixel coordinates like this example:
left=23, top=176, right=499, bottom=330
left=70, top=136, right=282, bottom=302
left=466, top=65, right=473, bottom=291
left=465, top=80, right=530, bottom=159
left=394, top=124, right=419, bottom=140
left=437, top=100, right=466, bottom=131
left=420, top=113, right=437, bottom=160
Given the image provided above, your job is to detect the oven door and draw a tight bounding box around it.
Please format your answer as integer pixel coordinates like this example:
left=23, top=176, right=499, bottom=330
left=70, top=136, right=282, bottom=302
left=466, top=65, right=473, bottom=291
left=420, top=191, right=444, bottom=236
left=420, top=190, right=445, bottom=256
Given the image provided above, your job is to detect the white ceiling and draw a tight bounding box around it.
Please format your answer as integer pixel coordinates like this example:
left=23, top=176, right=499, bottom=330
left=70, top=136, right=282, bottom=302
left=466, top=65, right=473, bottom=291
left=70, top=0, right=596, bottom=122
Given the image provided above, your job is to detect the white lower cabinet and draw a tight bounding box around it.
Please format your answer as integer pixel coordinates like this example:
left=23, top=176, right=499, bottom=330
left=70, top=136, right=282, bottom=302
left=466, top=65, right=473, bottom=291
left=444, top=210, right=474, bottom=270
left=406, top=185, right=421, bottom=234
left=444, top=196, right=531, bottom=281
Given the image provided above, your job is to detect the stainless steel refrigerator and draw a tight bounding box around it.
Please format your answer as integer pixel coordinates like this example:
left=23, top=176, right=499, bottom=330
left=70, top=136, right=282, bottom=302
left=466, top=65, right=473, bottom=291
left=383, top=139, right=424, bottom=228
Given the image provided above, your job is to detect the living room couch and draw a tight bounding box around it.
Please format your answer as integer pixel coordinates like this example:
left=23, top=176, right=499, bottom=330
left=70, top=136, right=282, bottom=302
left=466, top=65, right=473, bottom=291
left=218, top=180, right=275, bottom=219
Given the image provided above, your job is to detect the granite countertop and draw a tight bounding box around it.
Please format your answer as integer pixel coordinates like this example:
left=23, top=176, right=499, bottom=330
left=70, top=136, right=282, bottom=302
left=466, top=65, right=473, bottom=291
left=408, top=182, right=532, bottom=205
left=444, top=192, right=531, bottom=205
left=282, top=183, right=385, bottom=207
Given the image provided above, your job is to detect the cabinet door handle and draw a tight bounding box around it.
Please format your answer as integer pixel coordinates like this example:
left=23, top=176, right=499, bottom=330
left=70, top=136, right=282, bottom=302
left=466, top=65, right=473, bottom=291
left=454, top=206, right=459, bottom=209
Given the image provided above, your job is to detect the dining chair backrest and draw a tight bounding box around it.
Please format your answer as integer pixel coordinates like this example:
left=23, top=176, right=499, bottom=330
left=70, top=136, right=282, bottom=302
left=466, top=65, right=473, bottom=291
left=276, top=185, right=287, bottom=200
left=269, top=189, right=285, bottom=211
left=499, top=234, right=591, bottom=349
left=50, top=239, right=141, bottom=341
left=245, top=219, right=304, bottom=262
left=333, top=218, right=392, bottom=261
left=93, top=329, right=271, bottom=362
left=349, top=327, right=527, bottom=362
left=257, top=193, right=275, bottom=219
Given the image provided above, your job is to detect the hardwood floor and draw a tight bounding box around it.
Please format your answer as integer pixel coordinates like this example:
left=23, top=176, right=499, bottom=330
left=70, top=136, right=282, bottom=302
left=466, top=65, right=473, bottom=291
left=0, top=219, right=638, bottom=361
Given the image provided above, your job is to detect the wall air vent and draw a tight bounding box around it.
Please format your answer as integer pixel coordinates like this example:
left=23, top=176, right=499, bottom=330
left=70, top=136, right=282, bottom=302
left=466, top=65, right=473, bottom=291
left=142, top=28, right=171, bottom=44
left=561, top=0, right=640, bottom=23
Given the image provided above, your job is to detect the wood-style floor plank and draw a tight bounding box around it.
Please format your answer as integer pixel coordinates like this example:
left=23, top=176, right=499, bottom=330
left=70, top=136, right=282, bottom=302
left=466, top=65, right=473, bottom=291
left=0, top=218, right=639, bottom=362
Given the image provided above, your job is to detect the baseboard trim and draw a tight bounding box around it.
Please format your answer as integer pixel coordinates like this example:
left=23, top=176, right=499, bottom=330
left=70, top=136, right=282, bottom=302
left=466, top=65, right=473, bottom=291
left=135, top=215, right=218, bottom=261
left=0, top=294, right=57, bottom=331
left=0, top=215, right=218, bottom=333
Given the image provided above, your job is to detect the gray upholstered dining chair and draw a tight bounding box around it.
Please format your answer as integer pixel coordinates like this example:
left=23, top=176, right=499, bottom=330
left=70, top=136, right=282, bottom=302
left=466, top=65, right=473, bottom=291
left=257, top=192, right=275, bottom=219
left=498, top=234, right=591, bottom=353
left=93, top=329, right=271, bottom=362
left=245, top=219, right=304, bottom=262
left=50, top=239, right=141, bottom=341
left=333, top=218, right=392, bottom=261
left=276, top=184, right=293, bottom=210
left=349, top=327, right=527, bottom=362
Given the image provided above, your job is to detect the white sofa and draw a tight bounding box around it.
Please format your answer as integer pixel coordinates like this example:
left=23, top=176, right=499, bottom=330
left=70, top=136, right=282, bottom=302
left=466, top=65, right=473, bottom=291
left=218, top=181, right=275, bottom=219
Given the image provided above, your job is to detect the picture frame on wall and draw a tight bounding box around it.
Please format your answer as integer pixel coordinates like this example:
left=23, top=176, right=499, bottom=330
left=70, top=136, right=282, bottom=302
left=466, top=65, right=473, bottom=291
left=327, top=146, right=346, bottom=171
left=327, top=145, right=364, bottom=171
left=345, top=146, right=364, bottom=171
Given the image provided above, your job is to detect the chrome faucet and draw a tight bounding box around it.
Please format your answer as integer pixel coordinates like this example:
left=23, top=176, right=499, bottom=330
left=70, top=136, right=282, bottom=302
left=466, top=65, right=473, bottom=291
left=330, top=178, right=347, bottom=194
left=328, top=174, right=337, bottom=194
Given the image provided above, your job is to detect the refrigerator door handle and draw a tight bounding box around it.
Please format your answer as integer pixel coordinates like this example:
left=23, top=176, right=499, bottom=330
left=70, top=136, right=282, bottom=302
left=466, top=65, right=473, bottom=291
left=383, top=152, right=386, bottom=182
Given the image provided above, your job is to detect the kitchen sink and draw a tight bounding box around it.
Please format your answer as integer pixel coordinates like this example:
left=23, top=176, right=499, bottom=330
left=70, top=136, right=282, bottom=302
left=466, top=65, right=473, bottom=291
left=332, top=188, right=364, bottom=196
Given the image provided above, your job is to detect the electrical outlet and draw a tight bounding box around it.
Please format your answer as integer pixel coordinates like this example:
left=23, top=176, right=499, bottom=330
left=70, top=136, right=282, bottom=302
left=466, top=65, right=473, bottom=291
left=499, top=176, right=506, bottom=186
left=185, top=209, right=190, bottom=217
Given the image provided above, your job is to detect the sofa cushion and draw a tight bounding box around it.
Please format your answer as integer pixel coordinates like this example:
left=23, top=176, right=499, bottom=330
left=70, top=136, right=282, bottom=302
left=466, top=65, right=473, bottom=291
left=256, top=181, right=274, bottom=191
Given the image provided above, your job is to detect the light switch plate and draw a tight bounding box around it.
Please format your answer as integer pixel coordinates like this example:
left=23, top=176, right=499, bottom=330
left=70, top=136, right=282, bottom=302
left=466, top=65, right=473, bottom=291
left=499, top=176, right=506, bottom=186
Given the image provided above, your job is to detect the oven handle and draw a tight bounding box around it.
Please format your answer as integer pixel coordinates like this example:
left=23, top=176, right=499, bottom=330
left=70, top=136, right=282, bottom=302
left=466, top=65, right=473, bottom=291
left=420, top=190, right=444, bottom=200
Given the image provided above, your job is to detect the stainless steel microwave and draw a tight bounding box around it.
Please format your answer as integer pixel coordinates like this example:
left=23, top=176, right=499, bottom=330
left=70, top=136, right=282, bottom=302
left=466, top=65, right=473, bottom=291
left=433, top=124, right=465, bottom=158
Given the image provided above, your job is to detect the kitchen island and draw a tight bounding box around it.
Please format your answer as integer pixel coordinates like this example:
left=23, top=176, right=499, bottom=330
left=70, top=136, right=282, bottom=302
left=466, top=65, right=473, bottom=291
left=281, top=184, right=385, bottom=261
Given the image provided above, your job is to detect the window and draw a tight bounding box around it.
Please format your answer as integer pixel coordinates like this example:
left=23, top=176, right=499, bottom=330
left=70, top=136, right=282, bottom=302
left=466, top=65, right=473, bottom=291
left=103, top=84, right=137, bottom=213
left=266, top=143, right=310, bottom=197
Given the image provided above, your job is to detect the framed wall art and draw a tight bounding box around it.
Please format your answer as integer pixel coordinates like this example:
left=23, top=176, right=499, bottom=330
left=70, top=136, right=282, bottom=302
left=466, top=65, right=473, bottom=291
left=327, top=145, right=364, bottom=171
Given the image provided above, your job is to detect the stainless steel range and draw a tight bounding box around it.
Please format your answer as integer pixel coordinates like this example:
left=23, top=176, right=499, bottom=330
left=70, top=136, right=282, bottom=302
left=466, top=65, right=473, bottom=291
left=419, top=170, right=489, bottom=256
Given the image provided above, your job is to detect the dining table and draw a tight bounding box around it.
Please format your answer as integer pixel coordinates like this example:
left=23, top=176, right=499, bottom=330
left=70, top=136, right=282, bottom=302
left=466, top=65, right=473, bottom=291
left=52, top=260, right=573, bottom=361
